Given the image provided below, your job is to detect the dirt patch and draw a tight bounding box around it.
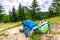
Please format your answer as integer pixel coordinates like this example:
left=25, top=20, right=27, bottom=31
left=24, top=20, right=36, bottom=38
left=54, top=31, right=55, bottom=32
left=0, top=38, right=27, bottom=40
left=0, top=26, right=30, bottom=40
left=41, top=34, right=60, bottom=40
left=50, top=24, right=60, bottom=34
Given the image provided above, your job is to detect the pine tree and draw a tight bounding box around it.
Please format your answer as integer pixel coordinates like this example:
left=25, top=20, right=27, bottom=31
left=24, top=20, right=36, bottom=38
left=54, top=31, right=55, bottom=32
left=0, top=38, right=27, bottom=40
left=18, top=4, right=25, bottom=21
left=10, top=6, right=18, bottom=22
left=29, top=0, right=40, bottom=20
left=18, top=4, right=21, bottom=21
left=0, top=4, right=4, bottom=20
left=47, top=7, right=54, bottom=18
left=49, top=0, right=60, bottom=16
left=9, top=10, right=12, bottom=22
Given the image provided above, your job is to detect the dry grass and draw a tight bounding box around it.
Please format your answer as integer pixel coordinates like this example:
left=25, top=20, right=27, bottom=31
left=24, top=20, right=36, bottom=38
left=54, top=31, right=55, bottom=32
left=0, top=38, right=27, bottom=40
left=0, top=21, right=22, bottom=36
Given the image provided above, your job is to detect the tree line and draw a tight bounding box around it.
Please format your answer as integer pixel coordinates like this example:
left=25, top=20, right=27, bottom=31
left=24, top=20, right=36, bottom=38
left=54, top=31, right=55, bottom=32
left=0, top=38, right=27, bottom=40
left=0, top=0, right=60, bottom=23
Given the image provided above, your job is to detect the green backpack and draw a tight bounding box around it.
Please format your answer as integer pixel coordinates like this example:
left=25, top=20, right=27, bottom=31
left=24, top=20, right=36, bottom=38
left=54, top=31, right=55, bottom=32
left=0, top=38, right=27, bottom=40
left=36, top=24, right=48, bottom=33
left=35, top=20, right=50, bottom=34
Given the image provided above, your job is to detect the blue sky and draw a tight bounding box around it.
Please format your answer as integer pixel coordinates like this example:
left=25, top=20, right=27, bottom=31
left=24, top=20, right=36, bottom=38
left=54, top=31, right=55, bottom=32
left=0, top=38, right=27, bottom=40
left=0, top=0, right=52, bottom=14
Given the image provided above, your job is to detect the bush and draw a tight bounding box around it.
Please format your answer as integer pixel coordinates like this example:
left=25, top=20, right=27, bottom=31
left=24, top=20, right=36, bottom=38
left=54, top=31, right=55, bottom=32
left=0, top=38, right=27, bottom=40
left=2, top=14, right=10, bottom=23
left=30, top=33, right=41, bottom=40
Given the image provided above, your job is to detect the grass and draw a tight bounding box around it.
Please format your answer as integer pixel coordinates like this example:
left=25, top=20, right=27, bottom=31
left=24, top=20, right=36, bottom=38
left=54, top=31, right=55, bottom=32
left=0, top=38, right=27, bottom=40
left=30, top=33, right=42, bottom=40
left=0, top=22, right=22, bottom=27
left=0, top=33, right=8, bottom=37
left=48, top=16, right=60, bottom=24
left=0, top=21, right=22, bottom=36
left=35, top=16, right=60, bottom=24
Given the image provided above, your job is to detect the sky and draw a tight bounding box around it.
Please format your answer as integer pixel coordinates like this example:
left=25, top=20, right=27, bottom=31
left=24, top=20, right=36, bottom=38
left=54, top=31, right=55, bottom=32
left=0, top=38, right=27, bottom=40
left=0, top=0, right=52, bottom=14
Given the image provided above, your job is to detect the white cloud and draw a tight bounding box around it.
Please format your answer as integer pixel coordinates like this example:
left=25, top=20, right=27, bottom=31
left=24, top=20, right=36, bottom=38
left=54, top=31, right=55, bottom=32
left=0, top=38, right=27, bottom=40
left=1, top=0, right=20, bottom=14
left=40, top=0, right=52, bottom=12
left=1, top=0, right=52, bottom=14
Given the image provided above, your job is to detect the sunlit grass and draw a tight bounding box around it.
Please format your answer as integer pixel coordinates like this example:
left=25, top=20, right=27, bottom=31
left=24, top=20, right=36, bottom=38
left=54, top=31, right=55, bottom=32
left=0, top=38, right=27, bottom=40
left=0, top=21, right=22, bottom=27
left=0, top=21, right=22, bottom=36
left=35, top=16, right=60, bottom=24
left=48, top=16, right=60, bottom=24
